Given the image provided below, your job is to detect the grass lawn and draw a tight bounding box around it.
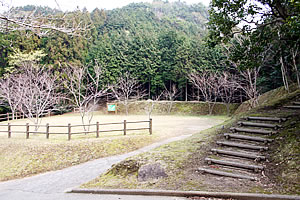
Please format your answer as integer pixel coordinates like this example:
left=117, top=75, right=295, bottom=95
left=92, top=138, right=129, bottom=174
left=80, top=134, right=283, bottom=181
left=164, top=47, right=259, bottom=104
left=0, top=112, right=227, bottom=181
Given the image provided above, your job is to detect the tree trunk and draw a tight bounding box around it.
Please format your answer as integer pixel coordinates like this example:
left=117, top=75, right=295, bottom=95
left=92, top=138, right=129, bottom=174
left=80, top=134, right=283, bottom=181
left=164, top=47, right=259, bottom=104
left=167, top=101, right=173, bottom=114
left=125, top=101, right=129, bottom=115
left=208, top=102, right=215, bottom=115
left=185, top=79, right=188, bottom=101
left=226, top=103, right=230, bottom=116
left=280, top=56, right=289, bottom=92
left=11, top=112, right=15, bottom=120
left=291, top=48, right=300, bottom=89
left=148, top=79, right=151, bottom=99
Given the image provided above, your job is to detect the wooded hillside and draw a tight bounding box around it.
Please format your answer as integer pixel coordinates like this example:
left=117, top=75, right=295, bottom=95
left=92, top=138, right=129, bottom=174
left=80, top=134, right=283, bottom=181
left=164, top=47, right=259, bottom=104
left=0, top=0, right=299, bottom=112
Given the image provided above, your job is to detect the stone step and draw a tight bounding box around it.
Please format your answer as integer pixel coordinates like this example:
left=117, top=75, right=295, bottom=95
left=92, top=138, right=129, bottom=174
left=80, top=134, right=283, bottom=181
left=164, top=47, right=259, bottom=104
left=198, top=167, right=257, bottom=181
left=245, top=116, right=287, bottom=123
left=284, top=106, right=300, bottom=109
left=205, top=158, right=264, bottom=172
left=238, top=121, right=282, bottom=129
left=293, top=102, right=300, bottom=105
left=230, top=127, right=276, bottom=136
left=211, top=148, right=266, bottom=161
left=216, top=141, right=268, bottom=151
left=224, top=133, right=274, bottom=144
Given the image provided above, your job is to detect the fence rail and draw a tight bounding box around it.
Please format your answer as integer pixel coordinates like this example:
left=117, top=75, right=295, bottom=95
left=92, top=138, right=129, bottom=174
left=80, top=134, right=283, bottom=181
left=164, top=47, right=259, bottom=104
left=0, top=111, right=51, bottom=122
left=0, top=119, right=152, bottom=140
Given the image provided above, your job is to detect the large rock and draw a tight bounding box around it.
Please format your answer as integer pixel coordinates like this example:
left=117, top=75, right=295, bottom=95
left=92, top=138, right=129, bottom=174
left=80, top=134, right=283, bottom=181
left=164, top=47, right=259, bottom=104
left=138, top=163, right=168, bottom=182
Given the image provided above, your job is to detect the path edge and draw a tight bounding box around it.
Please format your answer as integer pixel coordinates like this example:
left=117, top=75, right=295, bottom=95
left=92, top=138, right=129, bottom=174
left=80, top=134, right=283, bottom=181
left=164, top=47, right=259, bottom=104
left=67, top=188, right=300, bottom=200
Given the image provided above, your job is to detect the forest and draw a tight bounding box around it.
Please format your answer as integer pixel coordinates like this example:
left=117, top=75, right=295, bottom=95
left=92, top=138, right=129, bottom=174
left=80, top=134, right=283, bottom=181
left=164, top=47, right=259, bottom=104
left=0, top=0, right=299, bottom=116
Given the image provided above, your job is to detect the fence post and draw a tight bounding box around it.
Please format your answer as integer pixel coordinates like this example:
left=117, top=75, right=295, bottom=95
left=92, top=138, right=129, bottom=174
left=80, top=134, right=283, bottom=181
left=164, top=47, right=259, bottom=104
left=46, top=123, right=50, bottom=139
left=7, top=113, right=9, bottom=121
left=23, top=113, right=25, bottom=119
left=96, top=122, right=99, bottom=138
left=149, top=118, right=152, bottom=135
left=124, top=120, right=127, bottom=136
left=8, top=123, right=11, bottom=138
left=26, top=123, right=29, bottom=139
left=48, top=111, right=51, bottom=117
left=68, top=123, right=71, bottom=141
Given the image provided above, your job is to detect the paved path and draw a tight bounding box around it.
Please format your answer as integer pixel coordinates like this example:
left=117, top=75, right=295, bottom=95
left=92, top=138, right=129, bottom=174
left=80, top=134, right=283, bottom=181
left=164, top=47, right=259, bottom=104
left=0, top=134, right=193, bottom=200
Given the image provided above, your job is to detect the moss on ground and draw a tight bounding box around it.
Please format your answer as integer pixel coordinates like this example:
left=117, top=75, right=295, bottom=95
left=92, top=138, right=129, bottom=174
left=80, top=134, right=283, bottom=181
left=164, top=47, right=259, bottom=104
left=267, top=113, right=300, bottom=195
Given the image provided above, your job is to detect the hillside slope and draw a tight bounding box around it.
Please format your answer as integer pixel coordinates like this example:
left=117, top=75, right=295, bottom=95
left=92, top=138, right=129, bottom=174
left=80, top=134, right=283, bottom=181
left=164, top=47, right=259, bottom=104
left=81, top=86, right=300, bottom=195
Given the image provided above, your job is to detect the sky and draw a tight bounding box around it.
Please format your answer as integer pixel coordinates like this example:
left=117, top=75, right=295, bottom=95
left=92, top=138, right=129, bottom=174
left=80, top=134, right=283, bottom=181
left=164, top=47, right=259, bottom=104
left=3, top=0, right=211, bottom=12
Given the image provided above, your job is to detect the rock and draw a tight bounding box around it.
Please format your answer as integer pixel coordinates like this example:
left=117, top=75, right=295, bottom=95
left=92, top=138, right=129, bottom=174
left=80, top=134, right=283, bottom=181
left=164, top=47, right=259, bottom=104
left=138, top=163, right=168, bottom=182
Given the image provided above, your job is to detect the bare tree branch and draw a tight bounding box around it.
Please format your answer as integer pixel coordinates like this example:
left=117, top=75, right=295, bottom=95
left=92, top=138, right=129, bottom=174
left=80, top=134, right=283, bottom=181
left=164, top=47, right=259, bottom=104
left=219, top=71, right=240, bottom=115
left=64, top=63, right=109, bottom=130
left=188, top=71, right=224, bottom=115
left=0, top=62, right=63, bottom=129
left=111, top=72, right=146, bottom=115
left=162, top=83, right=179, bottom=114
left=0, top=2, right=90, bottom=36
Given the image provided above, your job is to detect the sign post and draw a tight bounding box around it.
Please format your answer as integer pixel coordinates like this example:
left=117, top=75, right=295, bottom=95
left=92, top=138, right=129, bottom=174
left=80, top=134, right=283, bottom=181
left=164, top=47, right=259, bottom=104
left=107, top=103, right=117, bottom=114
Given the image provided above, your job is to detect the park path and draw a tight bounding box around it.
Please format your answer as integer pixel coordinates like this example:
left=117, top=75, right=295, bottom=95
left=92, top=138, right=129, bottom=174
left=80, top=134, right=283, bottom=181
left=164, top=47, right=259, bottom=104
left=0, top=134, right=193, bottom=200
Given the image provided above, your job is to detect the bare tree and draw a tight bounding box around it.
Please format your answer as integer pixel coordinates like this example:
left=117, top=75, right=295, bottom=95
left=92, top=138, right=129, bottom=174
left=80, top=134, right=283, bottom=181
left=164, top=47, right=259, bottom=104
left=222, top=35, right=262, bottom=108
left=0, top=62, right=62, bottom=129
left=64, top=63, right=109, bottom=131
left=0, top=0, right=89, bottom=36
left=111, top=72, right=145, bottom=115
left=16, top=63, right=62, bottom=129
left=189, top=71, right=223, bottom=115
left=239, top=67, right=261, bottom=108
left=219, top=72, right=240, bottom=115
left=145, top=92, right=163, bottom=119
left=162, top=83, right=179, bottom=114
left=0, top=74, right=25, bottom=119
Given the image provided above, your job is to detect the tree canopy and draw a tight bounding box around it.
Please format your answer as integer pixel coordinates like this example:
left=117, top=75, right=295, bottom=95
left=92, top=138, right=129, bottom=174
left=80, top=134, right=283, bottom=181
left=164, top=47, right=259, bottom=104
left=208, top=0, right=300, bottom=91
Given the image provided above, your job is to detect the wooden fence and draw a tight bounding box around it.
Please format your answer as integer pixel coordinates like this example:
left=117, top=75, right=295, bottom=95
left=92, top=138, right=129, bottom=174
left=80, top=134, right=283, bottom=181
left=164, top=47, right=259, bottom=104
left=0, top=119, right=152, bottom=140
left=0, top=111, right=51, bottom=121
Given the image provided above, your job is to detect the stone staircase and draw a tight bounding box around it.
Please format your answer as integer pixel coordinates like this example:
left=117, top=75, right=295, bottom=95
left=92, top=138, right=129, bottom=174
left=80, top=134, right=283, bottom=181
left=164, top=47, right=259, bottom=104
left=198, top=116, right=287, bottom=181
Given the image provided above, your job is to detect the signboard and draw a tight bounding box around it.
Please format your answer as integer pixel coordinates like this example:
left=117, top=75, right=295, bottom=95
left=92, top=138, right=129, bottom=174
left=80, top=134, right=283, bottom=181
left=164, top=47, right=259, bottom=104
left=107, top=104, right=116, bottom=112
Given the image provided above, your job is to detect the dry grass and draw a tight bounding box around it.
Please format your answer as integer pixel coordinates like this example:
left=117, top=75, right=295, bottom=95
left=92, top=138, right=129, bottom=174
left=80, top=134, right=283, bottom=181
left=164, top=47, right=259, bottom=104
left=0, top=113, right=227, bottom=181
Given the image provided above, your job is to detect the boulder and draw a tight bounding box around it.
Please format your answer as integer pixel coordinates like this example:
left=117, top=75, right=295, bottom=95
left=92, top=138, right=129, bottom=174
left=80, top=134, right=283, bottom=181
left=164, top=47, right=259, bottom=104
left=138, top=163, right=168, bottom=182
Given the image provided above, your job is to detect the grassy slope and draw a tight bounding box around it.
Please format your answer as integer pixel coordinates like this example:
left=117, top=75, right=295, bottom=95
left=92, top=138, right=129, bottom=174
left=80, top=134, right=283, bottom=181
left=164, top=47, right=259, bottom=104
left=82, top=86, right=300, bottom=195
left=245, top=87, right=300, bottom=194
